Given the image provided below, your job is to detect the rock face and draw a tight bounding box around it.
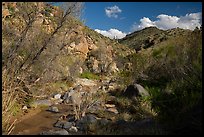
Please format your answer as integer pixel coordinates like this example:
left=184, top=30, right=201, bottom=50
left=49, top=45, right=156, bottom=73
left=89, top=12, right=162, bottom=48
left=107, top=62, right=119, bottom=74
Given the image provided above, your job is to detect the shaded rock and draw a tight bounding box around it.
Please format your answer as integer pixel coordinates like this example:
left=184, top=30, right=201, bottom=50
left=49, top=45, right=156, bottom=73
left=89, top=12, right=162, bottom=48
left=123, top=84, right=149, bottom=98
left=48, top=106, right=59, bottom=113
left=54, top=121, right=64, bottom=128
left=86, top=114, right=98, bottom=124
left=54, top=120, right=74, bottom=129
left=67, top=115, right=76, bottom=122
left=63, top=122, right=73, bottom=129
left=76, top=114, right=98, bottom=131
left=40, top=129, right=69, bottom=135
left=98, top=118, right=110, bottom=126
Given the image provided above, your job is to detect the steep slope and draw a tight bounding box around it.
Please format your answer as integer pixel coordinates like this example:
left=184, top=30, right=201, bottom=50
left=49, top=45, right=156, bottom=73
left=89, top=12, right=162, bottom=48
left=2, top=2, right=133, bottom=85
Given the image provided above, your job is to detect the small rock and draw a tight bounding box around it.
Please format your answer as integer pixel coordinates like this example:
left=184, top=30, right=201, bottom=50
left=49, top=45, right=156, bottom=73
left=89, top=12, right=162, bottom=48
left=54, top=93, right=61, bottom=100
left=107, top=107, right=119, bottom=114
left=105, top=104, right=115, bottom=108
left=62, top=92, right=69, bottom=100
left=22, top=105, right=28, bottom=110
left=69, top=126, right=78, bottom=133
left=48, top=106, right=59, bottom=113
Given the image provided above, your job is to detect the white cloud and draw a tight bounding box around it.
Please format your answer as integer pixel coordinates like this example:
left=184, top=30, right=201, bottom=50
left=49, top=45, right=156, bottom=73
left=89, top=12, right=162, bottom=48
left=105, top=5, right=122, bottom=18
left=132, top=12, right=202, bottom=31
left=95, top=28, right=126, bottom=39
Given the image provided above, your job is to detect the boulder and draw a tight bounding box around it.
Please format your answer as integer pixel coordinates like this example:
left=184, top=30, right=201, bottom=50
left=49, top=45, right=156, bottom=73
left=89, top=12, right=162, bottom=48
left=123, top=84, right=149, bottom=98
left=134, top=84, right=150, bottom=97
left=76, top=114, right=98, bottom=131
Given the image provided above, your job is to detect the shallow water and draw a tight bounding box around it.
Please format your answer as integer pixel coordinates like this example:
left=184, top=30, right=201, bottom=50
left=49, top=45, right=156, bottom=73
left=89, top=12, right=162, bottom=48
left=10, top=104, right=74, bottom=135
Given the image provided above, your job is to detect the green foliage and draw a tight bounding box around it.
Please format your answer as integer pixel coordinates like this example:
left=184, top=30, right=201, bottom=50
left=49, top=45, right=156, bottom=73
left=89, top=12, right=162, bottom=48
left=24, top=97, right=35, bottom=106
left=10, top=103, right=20, bottom=116
left=8, top=6, right=15, bottom=14
left=125, top=29, right=202, bottom=134
left=117, top=70, right=133, bottom=86
left=80, top=71, right=100, bottom=80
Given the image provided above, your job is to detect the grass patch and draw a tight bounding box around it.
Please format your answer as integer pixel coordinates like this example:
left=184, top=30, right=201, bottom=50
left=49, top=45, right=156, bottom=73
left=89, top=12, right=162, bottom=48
left=80, top=71, right=100, bottom=80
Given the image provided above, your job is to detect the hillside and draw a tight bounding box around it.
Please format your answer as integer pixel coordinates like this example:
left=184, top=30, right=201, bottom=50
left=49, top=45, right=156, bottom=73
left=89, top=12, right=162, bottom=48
left=119, top=26, right=192, bottom=52
left=2, top=2, right=202, bottom=135
left=119, top=26, right=202, bottom=135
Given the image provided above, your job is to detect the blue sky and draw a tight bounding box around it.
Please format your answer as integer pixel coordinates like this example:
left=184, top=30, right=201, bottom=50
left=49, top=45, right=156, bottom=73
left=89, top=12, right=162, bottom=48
left=82, top=2, right=202, bottom=39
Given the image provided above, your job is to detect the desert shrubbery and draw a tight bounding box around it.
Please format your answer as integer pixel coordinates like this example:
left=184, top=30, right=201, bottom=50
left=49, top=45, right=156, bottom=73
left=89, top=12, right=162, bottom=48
left=130, top=29, right=202, bottom=134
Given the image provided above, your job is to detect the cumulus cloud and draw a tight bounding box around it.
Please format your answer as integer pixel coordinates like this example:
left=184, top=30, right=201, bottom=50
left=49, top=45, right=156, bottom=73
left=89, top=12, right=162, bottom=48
left=132, top=12, right=202, bottom=31
left=95, top=28, right=126, bottom=39
left=105, top=5, right=122, bottom=18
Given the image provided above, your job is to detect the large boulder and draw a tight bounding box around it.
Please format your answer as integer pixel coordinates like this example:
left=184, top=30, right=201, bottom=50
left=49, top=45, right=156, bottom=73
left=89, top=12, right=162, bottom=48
left=123, top=84, right=149, bottom=98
